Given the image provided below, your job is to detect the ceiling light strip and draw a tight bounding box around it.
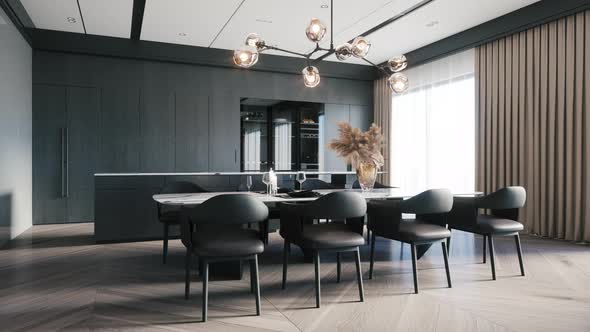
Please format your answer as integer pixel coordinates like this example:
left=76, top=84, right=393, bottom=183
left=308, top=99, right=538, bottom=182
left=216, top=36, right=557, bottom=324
left=208, top=0, right=246, bottom=48
left=75, top=0, right=86, bottom=34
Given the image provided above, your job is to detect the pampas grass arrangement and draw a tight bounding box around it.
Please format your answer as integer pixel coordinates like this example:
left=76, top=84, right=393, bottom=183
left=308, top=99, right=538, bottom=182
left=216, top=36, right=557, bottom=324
left=328, top=122, right=384, bottom=169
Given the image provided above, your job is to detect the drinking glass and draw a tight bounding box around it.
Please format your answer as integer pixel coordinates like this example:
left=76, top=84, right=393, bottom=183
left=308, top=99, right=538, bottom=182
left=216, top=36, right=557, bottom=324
left=262, top=172, right=271, bottom=195
left=296, top=171, right=306, bottom=190
left=246, top=175, right=253, bottom=192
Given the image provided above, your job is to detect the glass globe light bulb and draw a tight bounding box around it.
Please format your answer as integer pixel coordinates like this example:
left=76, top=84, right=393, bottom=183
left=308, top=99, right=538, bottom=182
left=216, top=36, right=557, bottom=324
left=233, top=46, right=259, bottom=68
left=245, top=33, right=263, bottom=49
left=351, top=36, right=371, bottom=58
left=388, top=73, right=409, bottom=93
left=302, top=66, right=320, bottom=88
left=305, top=18, right=326, bottom=42
left=388, top=55, right=408, bottom=72
left=335, top=43, right=352, bottom=61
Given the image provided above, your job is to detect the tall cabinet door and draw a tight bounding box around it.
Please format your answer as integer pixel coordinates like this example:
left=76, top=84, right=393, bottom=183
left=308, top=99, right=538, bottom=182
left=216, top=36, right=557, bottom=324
left=209, top=95, right=240, bottom=172
left=33, top=85, right=67, bottom=224
left=175, top=93, right=209, bottom=172
left=66, top=87, right=100, bottom=222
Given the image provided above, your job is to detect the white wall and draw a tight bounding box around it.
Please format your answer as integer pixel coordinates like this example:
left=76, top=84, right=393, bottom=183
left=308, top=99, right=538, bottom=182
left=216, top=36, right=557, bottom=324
left=0, top=7, right=32, bottom=246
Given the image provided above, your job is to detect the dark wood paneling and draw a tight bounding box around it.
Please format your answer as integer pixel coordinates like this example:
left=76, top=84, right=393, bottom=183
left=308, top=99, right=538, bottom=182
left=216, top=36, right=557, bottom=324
left=98, top=87, right=141, bottom=173
left=30, top=30, right=378, bottom=81
left=208, top=95, right=240, bottom=172
left=175, top=93, right=209, bottom=172
left=32, top=84, right=67, bottom=224
left=139, top=87, right=175, bottom=172
left=66, top=86, right=100, bottom=222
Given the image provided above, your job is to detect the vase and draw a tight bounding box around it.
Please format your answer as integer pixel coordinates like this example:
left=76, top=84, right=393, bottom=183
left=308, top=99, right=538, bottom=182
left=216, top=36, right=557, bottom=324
left=355, top=160, right=378, bottom=191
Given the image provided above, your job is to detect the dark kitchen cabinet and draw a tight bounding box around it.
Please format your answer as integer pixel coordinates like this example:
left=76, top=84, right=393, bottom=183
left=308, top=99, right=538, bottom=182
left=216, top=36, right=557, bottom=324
left=33, top=85, right=100, bottom=224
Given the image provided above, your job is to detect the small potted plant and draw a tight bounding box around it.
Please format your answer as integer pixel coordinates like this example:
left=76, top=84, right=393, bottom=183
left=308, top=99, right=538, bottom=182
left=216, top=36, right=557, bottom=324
left=328, top=122, right=384, bottom=191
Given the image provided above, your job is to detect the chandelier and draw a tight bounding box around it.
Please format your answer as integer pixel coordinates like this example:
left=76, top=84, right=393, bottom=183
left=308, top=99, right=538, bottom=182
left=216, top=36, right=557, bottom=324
left=232, top=0, right=409, bottom=93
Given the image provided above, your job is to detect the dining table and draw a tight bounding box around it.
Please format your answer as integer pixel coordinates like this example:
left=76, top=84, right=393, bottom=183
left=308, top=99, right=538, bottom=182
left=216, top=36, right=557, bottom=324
left=153, top=188, right=481, bottom=279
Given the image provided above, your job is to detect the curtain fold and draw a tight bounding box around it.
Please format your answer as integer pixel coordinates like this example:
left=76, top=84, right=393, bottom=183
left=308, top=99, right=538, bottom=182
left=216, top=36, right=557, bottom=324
left=476, top=11, right=590, bottom=242
left=374, top=77, right=392, bottom=185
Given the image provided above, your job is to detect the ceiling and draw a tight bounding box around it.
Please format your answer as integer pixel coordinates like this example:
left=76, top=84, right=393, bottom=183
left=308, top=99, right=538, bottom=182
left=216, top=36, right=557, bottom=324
left=18, top=0, right=539, bottom=65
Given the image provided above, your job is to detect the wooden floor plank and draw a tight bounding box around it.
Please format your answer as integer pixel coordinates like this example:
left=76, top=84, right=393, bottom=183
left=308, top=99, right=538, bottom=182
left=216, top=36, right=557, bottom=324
left=0, top=223, right=589, bottom=331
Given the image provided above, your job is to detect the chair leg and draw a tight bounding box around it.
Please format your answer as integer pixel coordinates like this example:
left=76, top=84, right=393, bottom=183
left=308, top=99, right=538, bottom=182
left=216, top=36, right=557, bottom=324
left=354, top=247, right=365, bottom=302
left=441, top=241, right=452, bottom=288
left=515, top=234, right=525, bottom=276
left=314, top=251, right=321, bottom=308
left=202, top=261, right=209, bottom=322
left=369, top=232, right=376, bottom=279
left=446, top=228, right=452, bottom=256
left=411, top=243, right=418, bottom=294
left=282, top=240, right=289, bottom=290
left=251, top=256, right=261, bottom=316
left=483, top=235, right=487, bottom=263
left=163, top=223, right=169, bottom=264
left=249, top=259, right=255, bottom=293
left=184, top=249, right=191, bottom=300
left=336, top=252, right=341, bottom=283
left=488, top=235, right=496, bottom=280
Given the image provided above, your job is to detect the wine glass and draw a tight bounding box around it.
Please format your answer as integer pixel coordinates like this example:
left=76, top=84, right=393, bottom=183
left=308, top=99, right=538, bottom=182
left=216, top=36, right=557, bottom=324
left=246, top=175, right=253, bottom=192
left=296, top=171, right=306, bottom=190
left=262, top=172, right=270, bottom=195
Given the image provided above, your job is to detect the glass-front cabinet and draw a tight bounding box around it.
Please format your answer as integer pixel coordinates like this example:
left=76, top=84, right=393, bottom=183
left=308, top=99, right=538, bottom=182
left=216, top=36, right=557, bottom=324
left=240, top=98, right=322, bottom=172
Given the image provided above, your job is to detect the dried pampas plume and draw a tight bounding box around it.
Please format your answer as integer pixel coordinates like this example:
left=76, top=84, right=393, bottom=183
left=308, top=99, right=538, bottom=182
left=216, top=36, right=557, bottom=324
left=328, top=122, right=384, bottom=168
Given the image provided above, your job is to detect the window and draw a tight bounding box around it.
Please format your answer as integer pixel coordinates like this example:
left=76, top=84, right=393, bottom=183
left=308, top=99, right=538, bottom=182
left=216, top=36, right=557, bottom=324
left=391, top=50, right=475, bottom=193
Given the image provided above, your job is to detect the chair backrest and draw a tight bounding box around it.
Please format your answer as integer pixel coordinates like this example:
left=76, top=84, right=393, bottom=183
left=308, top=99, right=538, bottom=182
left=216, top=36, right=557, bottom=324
left=297, top=191, right=367, bottom=219
left=400, top=189, right=454, bottom=215
left=301, top=178, right=336, bottom=190
left=160, top=181, right=207, bottom=194
left=180, top=194, right=269, bottom=248
left=476, top=186, right=526, bottom=210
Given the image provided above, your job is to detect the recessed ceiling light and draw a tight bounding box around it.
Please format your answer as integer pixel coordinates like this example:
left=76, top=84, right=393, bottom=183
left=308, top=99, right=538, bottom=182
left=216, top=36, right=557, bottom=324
left=321, top=4, right=329, bottom=8
left=66, top=17, right=77, bottom=23
left=256, top=18, right=272, bottom=24
left=178, top=32, right=187, bottom=36
left=425, top=20, right=439, bottom=27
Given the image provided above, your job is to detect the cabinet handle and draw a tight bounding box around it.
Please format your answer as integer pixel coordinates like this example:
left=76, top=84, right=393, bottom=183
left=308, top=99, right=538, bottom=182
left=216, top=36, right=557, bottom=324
left=64, top=127, right=69, bottom=198
left=235, top=149, right=237, bottom=163
left=60, top=128, right=66, bottom=198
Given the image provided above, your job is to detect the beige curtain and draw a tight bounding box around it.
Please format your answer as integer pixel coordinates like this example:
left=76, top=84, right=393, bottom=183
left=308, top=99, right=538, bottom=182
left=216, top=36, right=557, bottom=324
left=374, top=77, right=392, bottom=185
left=476, top=11, right=590, bottom=242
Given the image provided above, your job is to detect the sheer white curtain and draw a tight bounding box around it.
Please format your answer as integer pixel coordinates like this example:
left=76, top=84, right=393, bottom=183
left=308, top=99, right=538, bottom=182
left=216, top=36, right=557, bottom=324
left=391, top=49, right=475, bottom=193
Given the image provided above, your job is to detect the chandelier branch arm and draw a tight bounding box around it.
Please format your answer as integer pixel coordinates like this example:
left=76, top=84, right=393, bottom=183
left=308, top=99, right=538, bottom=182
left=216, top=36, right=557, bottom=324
left=361, top=58, right=390, bottom=76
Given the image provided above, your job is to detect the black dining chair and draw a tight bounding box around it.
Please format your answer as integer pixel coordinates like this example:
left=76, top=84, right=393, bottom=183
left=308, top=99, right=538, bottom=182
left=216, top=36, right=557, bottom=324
left=157, top=181, right=208, bottom=264
left=366, top=189, right=453, bottom=294
left=301, top=178, right=337, bottom=190
left=447, top=186, right=526, bottom=280
left=279, top=191, right=366, bottom=308
left=180, top=194, right=269, bottom=322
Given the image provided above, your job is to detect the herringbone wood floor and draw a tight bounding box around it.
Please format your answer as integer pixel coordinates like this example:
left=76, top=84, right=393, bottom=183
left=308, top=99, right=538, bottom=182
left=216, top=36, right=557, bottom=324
left=0, top=223, right=589, bottom=332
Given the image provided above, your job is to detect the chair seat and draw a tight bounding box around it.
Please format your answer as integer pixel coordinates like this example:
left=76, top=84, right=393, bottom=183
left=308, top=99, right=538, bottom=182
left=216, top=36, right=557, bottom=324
left=159, top=210, right=181, bottom=224
left=473, top=215, right=524, bottom=234
left=301, top=223, right=365, bottom=249
left=192, top=228, right=264, bottom=257
left=396, top=220, right=451, bottom=243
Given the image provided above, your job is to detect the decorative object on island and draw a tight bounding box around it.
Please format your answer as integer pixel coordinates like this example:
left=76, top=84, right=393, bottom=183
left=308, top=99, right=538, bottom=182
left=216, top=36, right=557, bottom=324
left=232, top=0, right=410, bottom=93
left=328, top=123, right=384, bottom=191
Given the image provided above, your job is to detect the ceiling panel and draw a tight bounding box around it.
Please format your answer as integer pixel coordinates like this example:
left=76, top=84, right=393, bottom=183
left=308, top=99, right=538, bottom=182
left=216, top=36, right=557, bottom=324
left=78, top=0, right=133, bottom=38
left=21, top=0, right=84, bottom=34
left=212, top=0, right=414, bottom=57
left=141, top=0, right=243, bottom=47
left=331, top=0, right=539, bottom=65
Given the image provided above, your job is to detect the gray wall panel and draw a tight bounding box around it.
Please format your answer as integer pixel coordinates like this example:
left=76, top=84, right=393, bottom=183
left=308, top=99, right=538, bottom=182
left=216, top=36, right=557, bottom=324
left=175, top=93, right=208, bottom=172
left=0, top=6, right=32, bottom=244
